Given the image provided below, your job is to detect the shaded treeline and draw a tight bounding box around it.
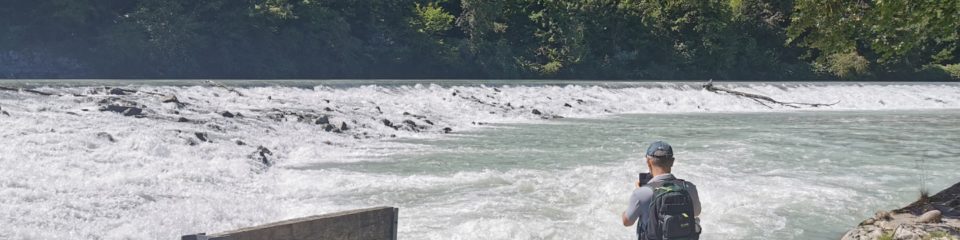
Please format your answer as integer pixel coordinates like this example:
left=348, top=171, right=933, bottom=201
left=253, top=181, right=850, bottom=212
left=1, top=0, right=958, bottom=80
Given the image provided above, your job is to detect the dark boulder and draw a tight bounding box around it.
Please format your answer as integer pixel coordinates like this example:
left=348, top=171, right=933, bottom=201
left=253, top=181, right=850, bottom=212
left=96, top=132, right=116, bottom=142
left=195, top=132, right=211, bottom=143
left=443, top=127, right=453, bottom=134
left=402, top=120, right=421, bottom=132
left=254, top=146, right=273, bottom=167
left=532, top=109, right=542, bottom=115
left=235, top=140, right=246, bottom=146
left=177, top=117, right=190, bottom=123
left=221, top=111, right=235, bottom=118
left=323, top=124, right=336, bottom=132
left=100, top=105, right=144, bottom=117
left=323, top=107, right=334, bottom=112
left=98, top=98, right=146, bottom=117
left=340, top=122, right=349, bottom=131
left=424, top=120, right=435, bottom=125
left=315, top=115, right=330, bottom=125
left=382, top=119, right=398, bottom=129
left=564, top=103, right=572, bottom=107
left=108, top=88, right=136, bottom=95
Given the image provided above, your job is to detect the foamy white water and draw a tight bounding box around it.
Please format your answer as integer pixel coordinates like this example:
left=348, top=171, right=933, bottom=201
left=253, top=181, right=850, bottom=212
left=1, top=81, right=959, bottom=239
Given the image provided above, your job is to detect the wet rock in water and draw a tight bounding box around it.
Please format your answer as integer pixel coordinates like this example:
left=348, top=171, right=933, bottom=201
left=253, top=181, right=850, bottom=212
left=207, top=124, right=224, bottom=132
left=404, top=112, right=427, bottom=119
left=177, top=117, right=190, bottom=123
left=532, top=109, right=542, bottom=115
left=576, top=99, right=585, bottom=104
left=443, top=127, right=453, bottom=134
left=254, top=146, right=273, bottom=167
left=98, top=98, right=146, bottom=117
left=424, top=120, right=435, bottom=125
left=235, top=140, right=246, bottom=146
left=494, top=88, right=501, bottom=92
left=161, top=95, right=180, bottom=104
left=925, top=97, right=949, bottom=104
left=96, top=132, right=116, bottom=142
left=100, top=105, right=144, bottom=117
left=564, top=103, right=572, bottom=107
left=195, top=132, right=211, bottom=143
left=382, top=119, right=398, bottom=129
left=221, top=111, right=235, bottom=118
left=315, top=115, right=330, bottom=125
left=108, top=88, right=136, bottom=95
left=322, top=124, right=336, bottom=132
left=402, top=120, right=422, bottom=132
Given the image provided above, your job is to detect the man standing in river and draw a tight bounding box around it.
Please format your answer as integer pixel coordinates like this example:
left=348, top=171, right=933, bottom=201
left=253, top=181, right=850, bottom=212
left=622, top=141, right=702, bottom=239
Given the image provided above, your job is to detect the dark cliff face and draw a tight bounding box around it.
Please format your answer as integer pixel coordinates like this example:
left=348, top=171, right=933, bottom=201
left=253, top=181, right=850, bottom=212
left=898, top=182, right=960, bottom=218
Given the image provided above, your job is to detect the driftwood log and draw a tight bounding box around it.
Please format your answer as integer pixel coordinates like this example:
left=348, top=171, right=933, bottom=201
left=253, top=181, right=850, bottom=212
left=702, top=80, right=839, bottom=109
left=205, top=80, right=245, bottom=97
left=0, top=86, right=56, bottom=96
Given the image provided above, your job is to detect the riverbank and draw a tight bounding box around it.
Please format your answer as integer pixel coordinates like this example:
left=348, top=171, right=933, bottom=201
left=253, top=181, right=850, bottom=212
left=842, top=182, right=960, bottom=240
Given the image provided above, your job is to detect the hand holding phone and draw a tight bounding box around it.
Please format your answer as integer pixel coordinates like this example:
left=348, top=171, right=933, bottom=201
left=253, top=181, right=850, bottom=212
left=638, top=172, right=652, bottom=187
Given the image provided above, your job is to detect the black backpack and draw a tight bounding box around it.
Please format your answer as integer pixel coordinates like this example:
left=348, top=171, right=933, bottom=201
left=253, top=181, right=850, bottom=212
left=639, top=179, right=699, bottom=240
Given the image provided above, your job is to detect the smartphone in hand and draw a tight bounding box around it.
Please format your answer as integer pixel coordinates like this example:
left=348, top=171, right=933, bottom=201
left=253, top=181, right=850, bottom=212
left=638, top=172, right=652, bottom=186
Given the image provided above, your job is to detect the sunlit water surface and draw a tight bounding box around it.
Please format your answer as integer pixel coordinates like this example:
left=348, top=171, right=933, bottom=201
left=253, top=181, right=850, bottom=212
left=358, top=110, right=960, bottom=239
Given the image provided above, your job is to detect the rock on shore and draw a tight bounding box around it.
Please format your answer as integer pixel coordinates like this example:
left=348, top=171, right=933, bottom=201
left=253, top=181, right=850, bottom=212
left=842, top=182, right=960, bottom=240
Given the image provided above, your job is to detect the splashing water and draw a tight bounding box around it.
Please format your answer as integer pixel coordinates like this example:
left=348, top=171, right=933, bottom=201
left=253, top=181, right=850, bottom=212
left=1, top=81, right=959, bottom=239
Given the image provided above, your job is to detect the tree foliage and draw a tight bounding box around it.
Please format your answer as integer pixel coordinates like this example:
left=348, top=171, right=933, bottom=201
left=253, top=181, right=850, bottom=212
left=0, top=0, right=957, bottom=80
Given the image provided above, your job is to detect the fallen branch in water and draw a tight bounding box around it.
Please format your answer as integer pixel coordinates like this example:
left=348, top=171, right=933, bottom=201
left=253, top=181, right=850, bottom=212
left=702, top=80, right=839, bottom=108
left=205, top=80, right=244, bottom=97
left=0, top=86, right=56, bottom=96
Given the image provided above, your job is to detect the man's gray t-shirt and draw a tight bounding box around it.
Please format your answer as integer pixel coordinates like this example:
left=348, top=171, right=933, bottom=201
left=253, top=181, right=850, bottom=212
left=625, top=173, right=701, bottom=235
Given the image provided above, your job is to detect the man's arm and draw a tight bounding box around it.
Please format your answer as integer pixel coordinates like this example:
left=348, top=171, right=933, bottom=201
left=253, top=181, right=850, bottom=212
left=622, top=211, right=637, bottom=226
left=622, top=184, right=650, bottom=227
left=688, top=182, right=701, bottom=217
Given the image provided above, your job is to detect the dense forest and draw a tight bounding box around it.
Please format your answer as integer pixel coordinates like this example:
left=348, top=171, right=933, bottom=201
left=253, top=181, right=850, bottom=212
left=1, top=0, right=958, bottom=80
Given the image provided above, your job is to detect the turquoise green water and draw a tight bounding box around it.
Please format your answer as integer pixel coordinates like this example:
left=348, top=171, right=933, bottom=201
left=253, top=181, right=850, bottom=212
left=324, top=110, right=960, bottom=239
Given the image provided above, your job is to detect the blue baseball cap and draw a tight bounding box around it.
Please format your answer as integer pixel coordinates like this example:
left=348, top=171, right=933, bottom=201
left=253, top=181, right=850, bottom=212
left=646, top=141, right=674, bottom=158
